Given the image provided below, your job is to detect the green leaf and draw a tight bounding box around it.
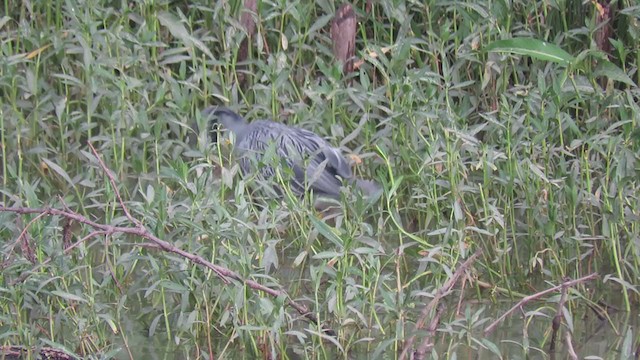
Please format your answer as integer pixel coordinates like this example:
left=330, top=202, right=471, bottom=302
left=481, top=338, right=502, bottom=357
left=51, top=290, right=87, bottom=303
left=310, top=217, right=343, bottom=247
left=0, top=16, right=10, bottom=30
left=312, top=251, right=342, bottom=259
left=42, top=158, right=74, bottom=187
left=157, top=11, right=214, bottom=60
left=261, top=241, right=279, bottom=272
left=594, top=61, right=637, bottom=87
left=484, top=38, right=575, bottom=65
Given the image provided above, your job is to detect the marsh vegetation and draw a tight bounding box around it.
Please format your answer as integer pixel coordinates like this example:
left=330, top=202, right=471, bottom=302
left=1, top=0, right=639, bottom=358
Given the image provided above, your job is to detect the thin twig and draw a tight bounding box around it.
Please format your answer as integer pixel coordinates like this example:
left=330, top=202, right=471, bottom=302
left=566, top=331, right=578, bottom=360
left=1, top=143, right=331, bottom=333
left=400, top=248, right=482, bottom=360
left=104, top=235, right=125, bottom=294
left=18, top=211, right=48, bottom=263
left=87, top=142, right=142, bottom=227
left=0, top=207, right=328, bottom=324
left=484, top=273, right=598, bottom=336
left=86, top=142, right=229, bottom=283
left=550, top=279, right=569, bottom=353
left=414, top=303, right=446, bottom=358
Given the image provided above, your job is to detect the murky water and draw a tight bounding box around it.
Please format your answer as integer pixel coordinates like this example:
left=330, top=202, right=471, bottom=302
left=112, top=282, right=637, bottom=359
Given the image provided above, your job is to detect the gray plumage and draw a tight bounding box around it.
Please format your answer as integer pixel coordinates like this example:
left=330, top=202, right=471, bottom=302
left=201, top=106, right=380, bottom=200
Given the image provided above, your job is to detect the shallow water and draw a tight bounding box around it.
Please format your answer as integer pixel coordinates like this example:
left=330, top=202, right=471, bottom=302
left=114, top=282, right=637, bottom=360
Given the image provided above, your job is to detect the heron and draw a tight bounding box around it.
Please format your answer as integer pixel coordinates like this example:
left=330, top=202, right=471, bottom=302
left=201, top=106, right=381, bottom=202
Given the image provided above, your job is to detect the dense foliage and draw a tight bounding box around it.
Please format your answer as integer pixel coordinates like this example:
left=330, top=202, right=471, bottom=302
left=1, top=0, right=638, bottom=358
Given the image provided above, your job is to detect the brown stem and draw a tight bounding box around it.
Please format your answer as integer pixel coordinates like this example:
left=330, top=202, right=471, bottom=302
left=566, top=331, right=578, bottom=360
left=550, top=280, right=569, bottom=353
left=1, top=141, right=334, bottom=336
left=414, top=303, right=446, bottom=359
left=399, top=248, right=482, bottom=360
left=484, top=273, right=598, bottom=336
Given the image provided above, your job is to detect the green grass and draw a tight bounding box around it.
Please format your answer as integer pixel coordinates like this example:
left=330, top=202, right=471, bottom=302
left=1, top=0, right=639, bottom=358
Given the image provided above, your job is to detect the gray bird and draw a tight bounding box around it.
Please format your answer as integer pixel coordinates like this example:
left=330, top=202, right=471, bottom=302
left=201, top=106, right=380, bottom=201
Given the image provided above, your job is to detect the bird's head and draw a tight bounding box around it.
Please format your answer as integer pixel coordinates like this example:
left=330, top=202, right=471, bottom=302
left=201, top=106, right=246, bottom=142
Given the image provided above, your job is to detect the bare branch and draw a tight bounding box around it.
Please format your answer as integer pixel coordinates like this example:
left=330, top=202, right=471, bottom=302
left=0, top=141, right=334, bottom=335
left=400, top=248, right=482, bottom=360
left=549, top=279, right=570, bottom=353
left=566, top=331, right=578, bottom=360
left=87, top=142, right=142, bottom=227
left=1, top=204, right=332, bottom=333
left=484, top=273, right=598, bottom=336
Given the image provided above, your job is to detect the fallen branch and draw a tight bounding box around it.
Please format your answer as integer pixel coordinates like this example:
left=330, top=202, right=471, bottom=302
left=483, top=273, right=598, bottom=336
left=400, top=248, right=483, bottom=360
left=0, top=141, right=333, bottom=336
left=2, top=206, right=235, bottom=284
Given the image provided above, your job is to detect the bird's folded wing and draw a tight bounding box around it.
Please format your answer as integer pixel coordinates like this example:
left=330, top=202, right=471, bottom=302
left=281, top=129, right=353, bottom=198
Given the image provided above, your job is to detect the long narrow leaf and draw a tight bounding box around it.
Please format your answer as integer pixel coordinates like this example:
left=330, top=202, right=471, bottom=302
left=485, top=38, right=575, bottom=65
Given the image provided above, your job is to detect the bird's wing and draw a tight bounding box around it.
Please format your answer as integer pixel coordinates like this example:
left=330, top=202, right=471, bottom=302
left=286, top=128, right=353, bottom=198
left=321, top=146, right=353, bottom=179
left=236, top=121, right=353, bottom=198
